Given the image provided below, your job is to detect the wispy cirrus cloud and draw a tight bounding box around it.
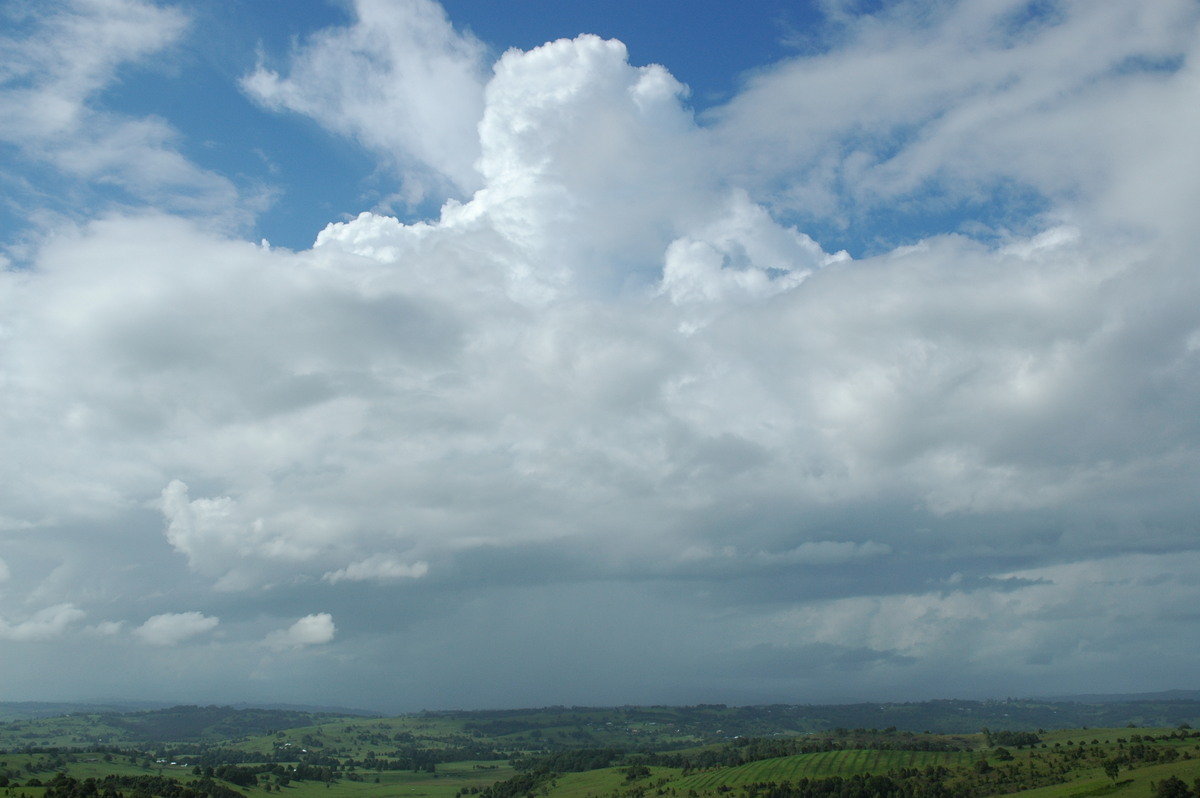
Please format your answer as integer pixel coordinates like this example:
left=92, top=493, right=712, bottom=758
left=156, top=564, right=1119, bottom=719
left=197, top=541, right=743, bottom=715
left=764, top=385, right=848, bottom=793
left=0, top=0, right=257, bottom=238
left=242, top=0, right=488, bottom=203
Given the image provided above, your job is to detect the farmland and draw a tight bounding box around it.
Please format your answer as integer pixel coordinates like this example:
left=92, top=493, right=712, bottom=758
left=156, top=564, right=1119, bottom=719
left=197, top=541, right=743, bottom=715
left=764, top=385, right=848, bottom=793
left=3, top=702, right=1200, bottom=798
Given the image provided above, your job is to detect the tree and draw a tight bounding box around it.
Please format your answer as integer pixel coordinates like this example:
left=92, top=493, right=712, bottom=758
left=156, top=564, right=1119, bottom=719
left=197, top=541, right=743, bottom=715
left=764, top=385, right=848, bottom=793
left=1102, top=759, right=1119, bottom=784
left=1155, top=776, right=1193, bottom=798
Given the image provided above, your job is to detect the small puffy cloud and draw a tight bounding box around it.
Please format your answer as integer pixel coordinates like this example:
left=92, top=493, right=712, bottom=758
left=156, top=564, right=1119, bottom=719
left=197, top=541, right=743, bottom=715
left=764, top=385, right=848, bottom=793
left=134, top=612, right=219, bottom=646
left=266, top=613, right=336, bottom=650
left=0, top=604, right=85, bottom=641
left=323, top=556, right=429, bottom=584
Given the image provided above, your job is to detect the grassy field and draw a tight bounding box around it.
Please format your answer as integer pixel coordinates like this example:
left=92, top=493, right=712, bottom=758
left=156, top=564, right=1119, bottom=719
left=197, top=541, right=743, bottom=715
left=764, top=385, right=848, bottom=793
left=675, top=747, right=982, bottom=789
left=1011, top=756, right=1200, bottom=798
left=534, top=727, right=1200, bottom=798
left=5, top=705, right=1200, bottom=798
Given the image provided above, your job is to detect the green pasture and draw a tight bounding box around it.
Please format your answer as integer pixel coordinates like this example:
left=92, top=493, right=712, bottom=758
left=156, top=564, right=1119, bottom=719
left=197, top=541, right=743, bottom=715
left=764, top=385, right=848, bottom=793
left=6, top=787, right=47, bottom=798
left=0, top=716, right=130, bottom=750
left=1008, top=756, right=1200, bottom=798
left=266, top=770, right=470, bottom=798
left=541, top=766, right=676, bottom=798
left=2, top=753, right=164, bottom=780
left=228, top=715, right=491, bottom=760
left=676, top=748, right=980, bottom=791
left=1035, top=727, right=1178, bottom=745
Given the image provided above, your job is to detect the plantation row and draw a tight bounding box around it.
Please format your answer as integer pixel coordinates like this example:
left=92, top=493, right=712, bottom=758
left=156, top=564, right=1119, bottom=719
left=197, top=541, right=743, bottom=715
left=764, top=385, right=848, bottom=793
left=677, top=749, right=979, bottom=790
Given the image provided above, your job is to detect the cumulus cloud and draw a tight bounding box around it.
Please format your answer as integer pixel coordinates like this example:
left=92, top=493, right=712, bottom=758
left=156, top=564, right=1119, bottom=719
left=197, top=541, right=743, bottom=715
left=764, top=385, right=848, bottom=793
left=9, top=20, right=1198, bottom=600
left=134, top=612, right=219, bottom=646
left=0, top=604, right=85, bottom=641
left=265, top=613, right=336, bottom=650
left=159, top=480, right=316, bottom=592
left=2, top=2, right=1199, bottom=707
left=667, top=192, right=848, bottom=297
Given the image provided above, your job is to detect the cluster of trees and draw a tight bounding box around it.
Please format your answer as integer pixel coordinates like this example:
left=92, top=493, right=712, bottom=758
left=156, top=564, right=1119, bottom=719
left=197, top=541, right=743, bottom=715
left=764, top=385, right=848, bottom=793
left=345, top=742, right=507, bottom=774
left=463, top=721, right=549, bottom=738
left=723, top=771, right=964, bottom=798
left=1152, top=776, right=1200, bottom=798
left=186, top=761, right=337, bottom=788
left=41, top=772, right=244, bottom=798
left=981, top=730, right=1041, bottom=748
left=468, top=769, right=556, bottom=798
left=510, top=749, right=623, bottom=773
left=104, top=707, right=340, bottom=744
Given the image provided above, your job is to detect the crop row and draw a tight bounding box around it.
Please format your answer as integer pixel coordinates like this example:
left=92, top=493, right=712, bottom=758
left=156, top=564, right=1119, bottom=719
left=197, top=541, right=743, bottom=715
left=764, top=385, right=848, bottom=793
left=677, top=749, right=977, bottom=790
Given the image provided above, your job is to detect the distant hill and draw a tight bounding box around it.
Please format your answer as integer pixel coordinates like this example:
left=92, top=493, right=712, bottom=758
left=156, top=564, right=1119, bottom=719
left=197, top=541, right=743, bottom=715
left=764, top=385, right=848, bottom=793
left=4, top=691, right=1200, bottom=742
left=0, top=701, right=172, bottom=722
left=1034, top=689, right=1200, bottom=703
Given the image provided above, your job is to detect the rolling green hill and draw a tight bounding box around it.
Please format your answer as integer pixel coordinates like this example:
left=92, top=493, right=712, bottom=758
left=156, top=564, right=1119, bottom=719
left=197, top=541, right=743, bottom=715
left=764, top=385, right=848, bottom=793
left=4, top=702, right=1200, bottom=798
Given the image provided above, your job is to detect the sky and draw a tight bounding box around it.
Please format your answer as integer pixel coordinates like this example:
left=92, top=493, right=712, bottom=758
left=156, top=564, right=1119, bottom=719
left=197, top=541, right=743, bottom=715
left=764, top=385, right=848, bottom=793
left=1, top=0, right=1199, bottom=713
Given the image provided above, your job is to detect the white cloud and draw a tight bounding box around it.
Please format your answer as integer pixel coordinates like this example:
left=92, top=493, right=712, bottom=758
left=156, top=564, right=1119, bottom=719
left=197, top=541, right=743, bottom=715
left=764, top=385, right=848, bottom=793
left=469, top=34, right=714, bottom=302
left=0, top=0, right=188, bottom=134
left=159, top=481, right=277, bottom=591
left=2, top=2, right=1200, bottom=706
left=134, top=611, right=219, bottom=646
left=323, top=556, right=429, bottom=584
left=0, top=0, right=249, bottom=229
left=85, top=620, right=125, bottom=636
left=0, top=603, right=85, bottom=641
left=242, top=0, right=487, bottom=201
left=712, top=1, right=1200, bottom=237
left=0, top=25, right=1188, bottom=602
left=660, top=190, right=848, bottom=308
left=265, top=613, right=336, bottom=650
left=749, top=551, right=1200, bottom=689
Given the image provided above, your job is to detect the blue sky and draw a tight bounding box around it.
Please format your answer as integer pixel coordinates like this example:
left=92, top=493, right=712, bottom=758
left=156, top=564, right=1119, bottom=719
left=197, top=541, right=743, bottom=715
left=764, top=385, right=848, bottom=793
left=2, top=0, right=822, bottom=255
left=0, top=0, right=1020, bottom=257
left=2, top=0, right=1200, bottom=712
